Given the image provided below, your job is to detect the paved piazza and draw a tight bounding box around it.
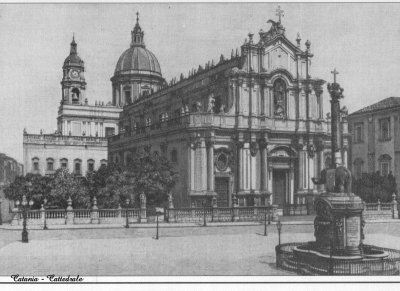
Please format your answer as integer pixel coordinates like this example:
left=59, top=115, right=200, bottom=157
left=0, top=222, right=400, bottom=276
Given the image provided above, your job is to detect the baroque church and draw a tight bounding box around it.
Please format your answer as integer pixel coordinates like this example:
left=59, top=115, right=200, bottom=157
left=23, top=38, right=121, bottom=176
left=108, top=11, right=350, bottom=209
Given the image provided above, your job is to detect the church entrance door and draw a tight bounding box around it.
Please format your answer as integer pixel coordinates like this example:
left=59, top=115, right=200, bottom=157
left=215, top=177, right=229, bottom=207
left=273, top=170, right=288, bottom=208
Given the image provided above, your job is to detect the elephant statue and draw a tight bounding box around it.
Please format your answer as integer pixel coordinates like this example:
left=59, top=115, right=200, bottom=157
left=312, top=166, right=352, bottom=195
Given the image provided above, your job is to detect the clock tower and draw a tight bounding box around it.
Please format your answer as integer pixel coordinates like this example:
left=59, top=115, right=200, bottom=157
left=61, top=36, right=86, bottom=105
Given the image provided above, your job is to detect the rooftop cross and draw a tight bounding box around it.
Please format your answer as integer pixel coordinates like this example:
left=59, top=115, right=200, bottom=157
left=331, top=68, right=339, bottom=84
left=136, top=12, right=139, bottom=23
left=276, top=6, right=284, bottom=23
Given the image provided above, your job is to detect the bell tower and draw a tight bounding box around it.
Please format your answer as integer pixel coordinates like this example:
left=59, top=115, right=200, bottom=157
left=61, top=36, right=86, bottom=105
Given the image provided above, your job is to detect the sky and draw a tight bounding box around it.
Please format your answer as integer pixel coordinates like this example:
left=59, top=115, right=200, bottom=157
left=1, top=2, right=400, bottom=163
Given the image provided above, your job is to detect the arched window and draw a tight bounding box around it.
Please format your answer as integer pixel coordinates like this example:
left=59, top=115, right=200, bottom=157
left=46, top=158, right=54, bottom=171
left=71, top=88, right=80, bottom=104
left=273, top=79, right=286, bottom=118
left=87, top=159, right=95, bottom=172
left=123, top=85, right=131, bottom=104
left=145, top=117, right=152, bottom=127
left=378, top=154, right=392, bottom=176
left=353, top=158, right=364, bottom=179
left=74, top=159, right=82, bottom=176
left=32, top=157, right=40, bottom=172
left=171, top=149, right=178, bottom=163
left=60, top=158, right=68, bottom=170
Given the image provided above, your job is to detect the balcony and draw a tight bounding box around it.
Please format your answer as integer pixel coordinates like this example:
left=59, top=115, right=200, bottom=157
left=109, top=113, right=330, bottom=145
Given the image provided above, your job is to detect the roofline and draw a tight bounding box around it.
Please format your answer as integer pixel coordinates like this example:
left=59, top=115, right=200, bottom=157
left=349, top=104, right=400, bottom=117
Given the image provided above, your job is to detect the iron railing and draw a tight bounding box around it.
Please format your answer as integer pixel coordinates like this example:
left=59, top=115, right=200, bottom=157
left=276, top=243, right=400, bottom=275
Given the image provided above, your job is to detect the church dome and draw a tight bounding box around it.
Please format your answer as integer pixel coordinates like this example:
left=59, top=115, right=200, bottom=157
left=114, top=13, right=162, bottom=77
left=114, top=46, right=161, bottom=76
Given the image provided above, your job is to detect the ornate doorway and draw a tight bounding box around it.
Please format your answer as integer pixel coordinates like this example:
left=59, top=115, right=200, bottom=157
left=215, top=177, right=229, bottom=207
left=273, top=169, right=288, bottom=207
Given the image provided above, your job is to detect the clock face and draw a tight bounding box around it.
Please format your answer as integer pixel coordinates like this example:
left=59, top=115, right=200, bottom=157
left=70, top=70, right=79, bottom=78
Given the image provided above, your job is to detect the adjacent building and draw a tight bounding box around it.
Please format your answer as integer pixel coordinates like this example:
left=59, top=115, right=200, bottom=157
left=109, top=14, right=349, bottom=208
left=0, top=153, right=23, bottom=222
left=23, top=38, right=121, bottom=176
left=348, top=97, right=400, bottom=192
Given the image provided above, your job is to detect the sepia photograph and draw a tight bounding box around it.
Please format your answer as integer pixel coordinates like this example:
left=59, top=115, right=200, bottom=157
left=1, top=1, right=400, bottom=284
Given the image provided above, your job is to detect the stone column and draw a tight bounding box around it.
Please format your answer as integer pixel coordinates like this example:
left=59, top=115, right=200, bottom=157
left=189, top=141, right=195, bottom=192
left=250, top=142, right=258, bottom=191
left=268, top=165, right=273, bottom=205
left=66, top=196, right=74, bottom=225
left=289, top=166, right=295, bottom=204
left=260, top=140, right=268, bottom=192
left=236, top=141, right=244, bottom=194
left=342, top=146, right=348, bottom=169
left=298, top=145, right=305, bottom=190
left=207, top=140, right=215, bottom=194
left=200, top=139, right=207, bottom=192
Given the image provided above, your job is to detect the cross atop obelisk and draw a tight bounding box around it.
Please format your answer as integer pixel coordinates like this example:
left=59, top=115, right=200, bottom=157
left=136, top=11, right=139, bottom=23
left=331, top=68, right=339, bottom=84
left=276, top=6, right=284, bottom=23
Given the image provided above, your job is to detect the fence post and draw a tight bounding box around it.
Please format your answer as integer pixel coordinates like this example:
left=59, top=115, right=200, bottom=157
left=272, top=204, right=278, bottom=221
left=168, top=193, right=175, bottom=223
left=232, top=196, right=239, bottom=222
left=117, top=203, right=122, bottom=223
left=211, top=196, right=217, bottom=222
left=377, top=199, right=381, bottom=212
left=392, top=194, right=398, bottom=219
left=66, top=196, right=74, bottom=225
left=139, top=192, right=147, bottom=223
left=11, top=204, right=20, bottom=226
left=90, top=196, right=99, bottom=224
left=40, top=204, right=45, bottom=226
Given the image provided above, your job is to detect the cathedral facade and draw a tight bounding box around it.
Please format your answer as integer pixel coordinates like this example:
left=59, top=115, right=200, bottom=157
left=23, top=38, right=121, bottom=176
left=109, top=13, right=349, bottom=209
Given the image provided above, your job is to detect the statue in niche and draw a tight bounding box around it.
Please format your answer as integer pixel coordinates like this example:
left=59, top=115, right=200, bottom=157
left=207, top=94, right=215, bottom=113
left=192, top=101, right=202, bottom=112
left=273, top=79, right=286, bottom=118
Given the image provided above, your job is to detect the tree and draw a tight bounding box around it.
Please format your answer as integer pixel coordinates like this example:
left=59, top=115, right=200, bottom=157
left=3, top=173, right=53, bottom=209
left=50, top=168, right=90, bottom=209
left=126, top=150, right=179, bottom=208
left=96, top=167, right=136, bottom=208
left=353, top=172, right=397, bottom=203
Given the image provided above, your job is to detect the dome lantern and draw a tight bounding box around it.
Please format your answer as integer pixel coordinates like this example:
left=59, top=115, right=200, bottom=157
left=131, top=12, right=145, bottom=48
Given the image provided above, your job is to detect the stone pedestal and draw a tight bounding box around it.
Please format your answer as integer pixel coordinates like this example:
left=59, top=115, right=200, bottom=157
left=314, top=192, right=364, bottom=257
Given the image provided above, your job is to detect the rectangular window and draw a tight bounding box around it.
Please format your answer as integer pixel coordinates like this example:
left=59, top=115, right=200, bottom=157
left=381, top=162, right=390, bottom=176
left=379, top=118, right=391, bottom=141
left=33, top=162, right=39, bottom=171
left=354, top=122, right=363, bottom=143
left=47, top=161, right=54, bottom=171
left=88, top=162, right=94, bottom=172
left=61, top=162, right=67, bottom=169
left=75, top=163, right=81, bottom=175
